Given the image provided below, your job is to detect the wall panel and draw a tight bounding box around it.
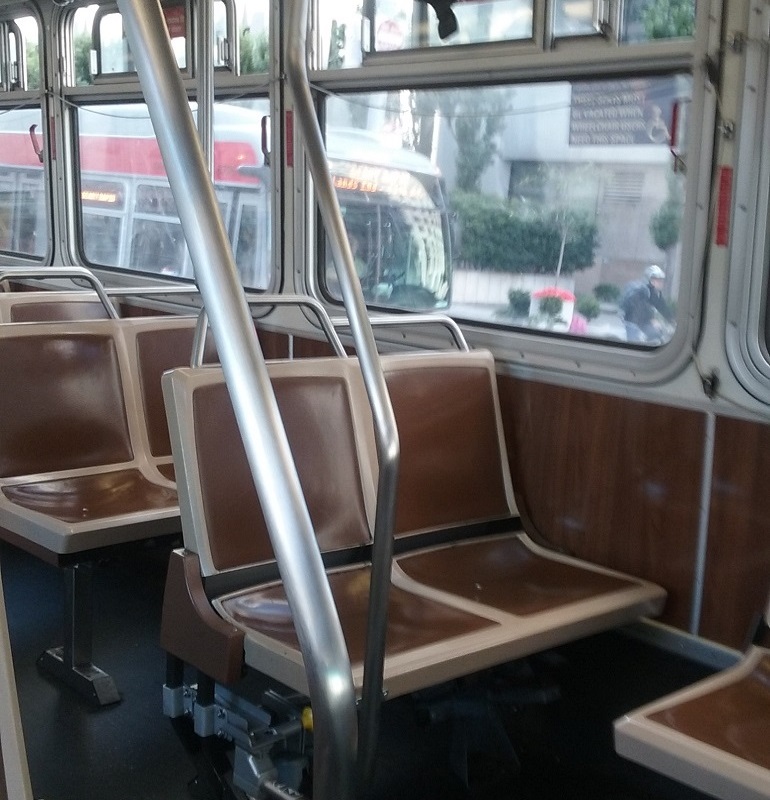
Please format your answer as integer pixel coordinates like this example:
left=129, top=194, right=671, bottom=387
left=701, top=415, right=770, bottom=649
left=497, top=375, right=704, bottom=632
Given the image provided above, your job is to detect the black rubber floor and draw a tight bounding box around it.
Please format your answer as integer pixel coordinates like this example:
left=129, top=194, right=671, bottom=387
left=0, top=541, right=717, bottom=800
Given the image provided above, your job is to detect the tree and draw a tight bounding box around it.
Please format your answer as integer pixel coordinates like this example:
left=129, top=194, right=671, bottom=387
left=643, top=0, right=695, bottom=39
left=437, top=88, right=508, bottom=192
left=25, top=42, right=40, bottom=90
left=650, top=197, right=681, bottom=251
left=451, top=96, right=504, bottom=192
left=327, top=20, right=346, bottom=69
left=74, top=32, right=93, bottom=86
left=239, top=28, right=268, bottom=74
left=539, top=163, right=602, bottom=282
left=650, top=177, right=683, bottom=269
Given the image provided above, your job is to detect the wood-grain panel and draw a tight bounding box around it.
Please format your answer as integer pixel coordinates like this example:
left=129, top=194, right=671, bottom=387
left=254, top=328, right=290, bottom=359
left=700, top=416, right=770, bottom=649
left=497, top=375, right=704, bottom=631
left=252, top=329, right=344, bottom=359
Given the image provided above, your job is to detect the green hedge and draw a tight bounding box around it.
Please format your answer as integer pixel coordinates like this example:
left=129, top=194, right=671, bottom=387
left=452, top=191, right=598, bottom=274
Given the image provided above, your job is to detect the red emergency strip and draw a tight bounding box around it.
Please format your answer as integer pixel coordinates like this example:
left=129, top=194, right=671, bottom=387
left=285, top=110, right=294, bottom=168
left=715, top=166, right=733, bottom=247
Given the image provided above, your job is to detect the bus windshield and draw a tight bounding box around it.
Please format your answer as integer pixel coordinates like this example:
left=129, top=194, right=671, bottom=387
left=323, top=130, right=451, bottom=310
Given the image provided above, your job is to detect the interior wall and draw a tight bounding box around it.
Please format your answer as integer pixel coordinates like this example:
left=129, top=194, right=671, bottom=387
left=498, top=374, right=770, bottom=649
left=258, top=329, right=770, bottom=650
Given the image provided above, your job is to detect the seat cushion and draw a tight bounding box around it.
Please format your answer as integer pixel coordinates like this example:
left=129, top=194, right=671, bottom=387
left=2, top=469, right=177, bottom=523
left=397, top=534, right=646, bottom=616
left=219, top=565, right=497, bottom=665
left=647, top=654, right=770, bottom=769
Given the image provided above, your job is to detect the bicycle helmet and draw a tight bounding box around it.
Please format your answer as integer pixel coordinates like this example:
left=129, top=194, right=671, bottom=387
left=645, top=264, right=665, bottom=281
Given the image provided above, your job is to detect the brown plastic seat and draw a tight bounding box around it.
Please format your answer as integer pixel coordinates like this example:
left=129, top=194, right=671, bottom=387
left=162, top=359, right=504, bottom=696
left=161, top=351, right=664, bottom=698
left=0, top=320, right=179, bottom=557
left=0, top=290, right=110, bottom=323
left=379, top=351, right=666, bottom=659
left=120, top=315, right=218, bottom=482
left=614, top=599, right=770, bottom=800
left=0, top=318, right=194, bottom=705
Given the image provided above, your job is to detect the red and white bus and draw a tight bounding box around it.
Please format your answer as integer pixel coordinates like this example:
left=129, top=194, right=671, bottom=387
left=2, top=102, right=451, bottom=308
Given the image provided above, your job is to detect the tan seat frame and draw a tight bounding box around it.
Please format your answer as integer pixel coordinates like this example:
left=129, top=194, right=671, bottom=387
left=162, top=349, right=665, bottom=700
left=615, top=603, right=770, bottom=800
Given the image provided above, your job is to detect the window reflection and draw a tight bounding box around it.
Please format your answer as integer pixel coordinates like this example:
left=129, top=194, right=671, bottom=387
left=318, top=0, right=694, bottom=64
left=76, top=100, right=272, bottom=287
left=622, top=0, right=695, bottom=42
left=320, top=0, right=533, bottom=67
left=0, top=107, right=46, bottom=258
left=323, top=76, right=689, bottom=344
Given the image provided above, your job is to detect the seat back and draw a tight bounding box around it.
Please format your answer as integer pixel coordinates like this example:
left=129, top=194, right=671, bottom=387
left=163, top=358, right=376, bottom=578
left=0, top=321, right=135, bottom=479
left=0, top=290, right=110, bottom=323
left=119, top=316, right=218, bottom=481
left=380, top=350, right=517, bottom=537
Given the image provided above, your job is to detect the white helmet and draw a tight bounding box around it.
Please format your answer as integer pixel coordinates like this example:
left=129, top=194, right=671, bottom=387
left=645, top=264, right=665, bottom=281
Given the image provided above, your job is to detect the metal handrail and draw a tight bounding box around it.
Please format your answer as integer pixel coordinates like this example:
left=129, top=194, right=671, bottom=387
left=192, top=295, right=348, bottom=366
left=286, top=0, right=401, bottom=789
left=0, top=267, right=204, bottom=314
left=0, top=266, right=120, bottom=319
left=331, top=313, right=470, bottom=352
left=0, top=560, right=33, bottom=800
left=105, top=285, right=200, bottom=298
left=116, top=3, right=357, bottom=800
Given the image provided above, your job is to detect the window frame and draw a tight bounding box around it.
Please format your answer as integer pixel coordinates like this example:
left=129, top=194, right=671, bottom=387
left=304, top=0, right=720, bottom=383
left=55, top=0, right=277, bottom=292
left=725, top=0, right=770, bottom=401
left=0, top=7, right=49, bottom=264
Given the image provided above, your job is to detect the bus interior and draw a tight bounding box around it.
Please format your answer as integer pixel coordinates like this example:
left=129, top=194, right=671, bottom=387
left=0, top=1, right=768, bottom=800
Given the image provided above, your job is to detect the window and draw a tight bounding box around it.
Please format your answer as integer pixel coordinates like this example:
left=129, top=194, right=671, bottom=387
left=320, top=77, right=689, bottom=344
left=76, top=99, right=271, bottom=286
left=320, top=0, right=534, bottom=68
left=0, top=14, right=46, bottom=260
left=65, top=1, right=274, bottom=287
left=72, top=3, right=195, bottom=81
left=0, top=16, right=39, bottom=91
left=70, top=0, right=272, bottom=83
left=622, top=0, right=695, bottom=43
left=317, top=0, right=695, bottom=68
left=726, top=0, right=770, bottom=401
left=309, top=0, right=703, bottom=366
left=0, top=105, right=46, bottom=259
left=234, top=0, right=270, bottom=74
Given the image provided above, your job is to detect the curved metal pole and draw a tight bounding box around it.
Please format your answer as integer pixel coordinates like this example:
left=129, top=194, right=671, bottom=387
left=286, top=0, right=400, bottom=786
left=331, top=313, right=470, bottom=352
left=196, top=0, right=214, bottom=173
left=192, top=296, right=348, bottom=366
left=105, top=285, right=200, bottom=299
left=115, top=3, right=357, bottom=799
left=0, top=561, right=33, bottom=800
